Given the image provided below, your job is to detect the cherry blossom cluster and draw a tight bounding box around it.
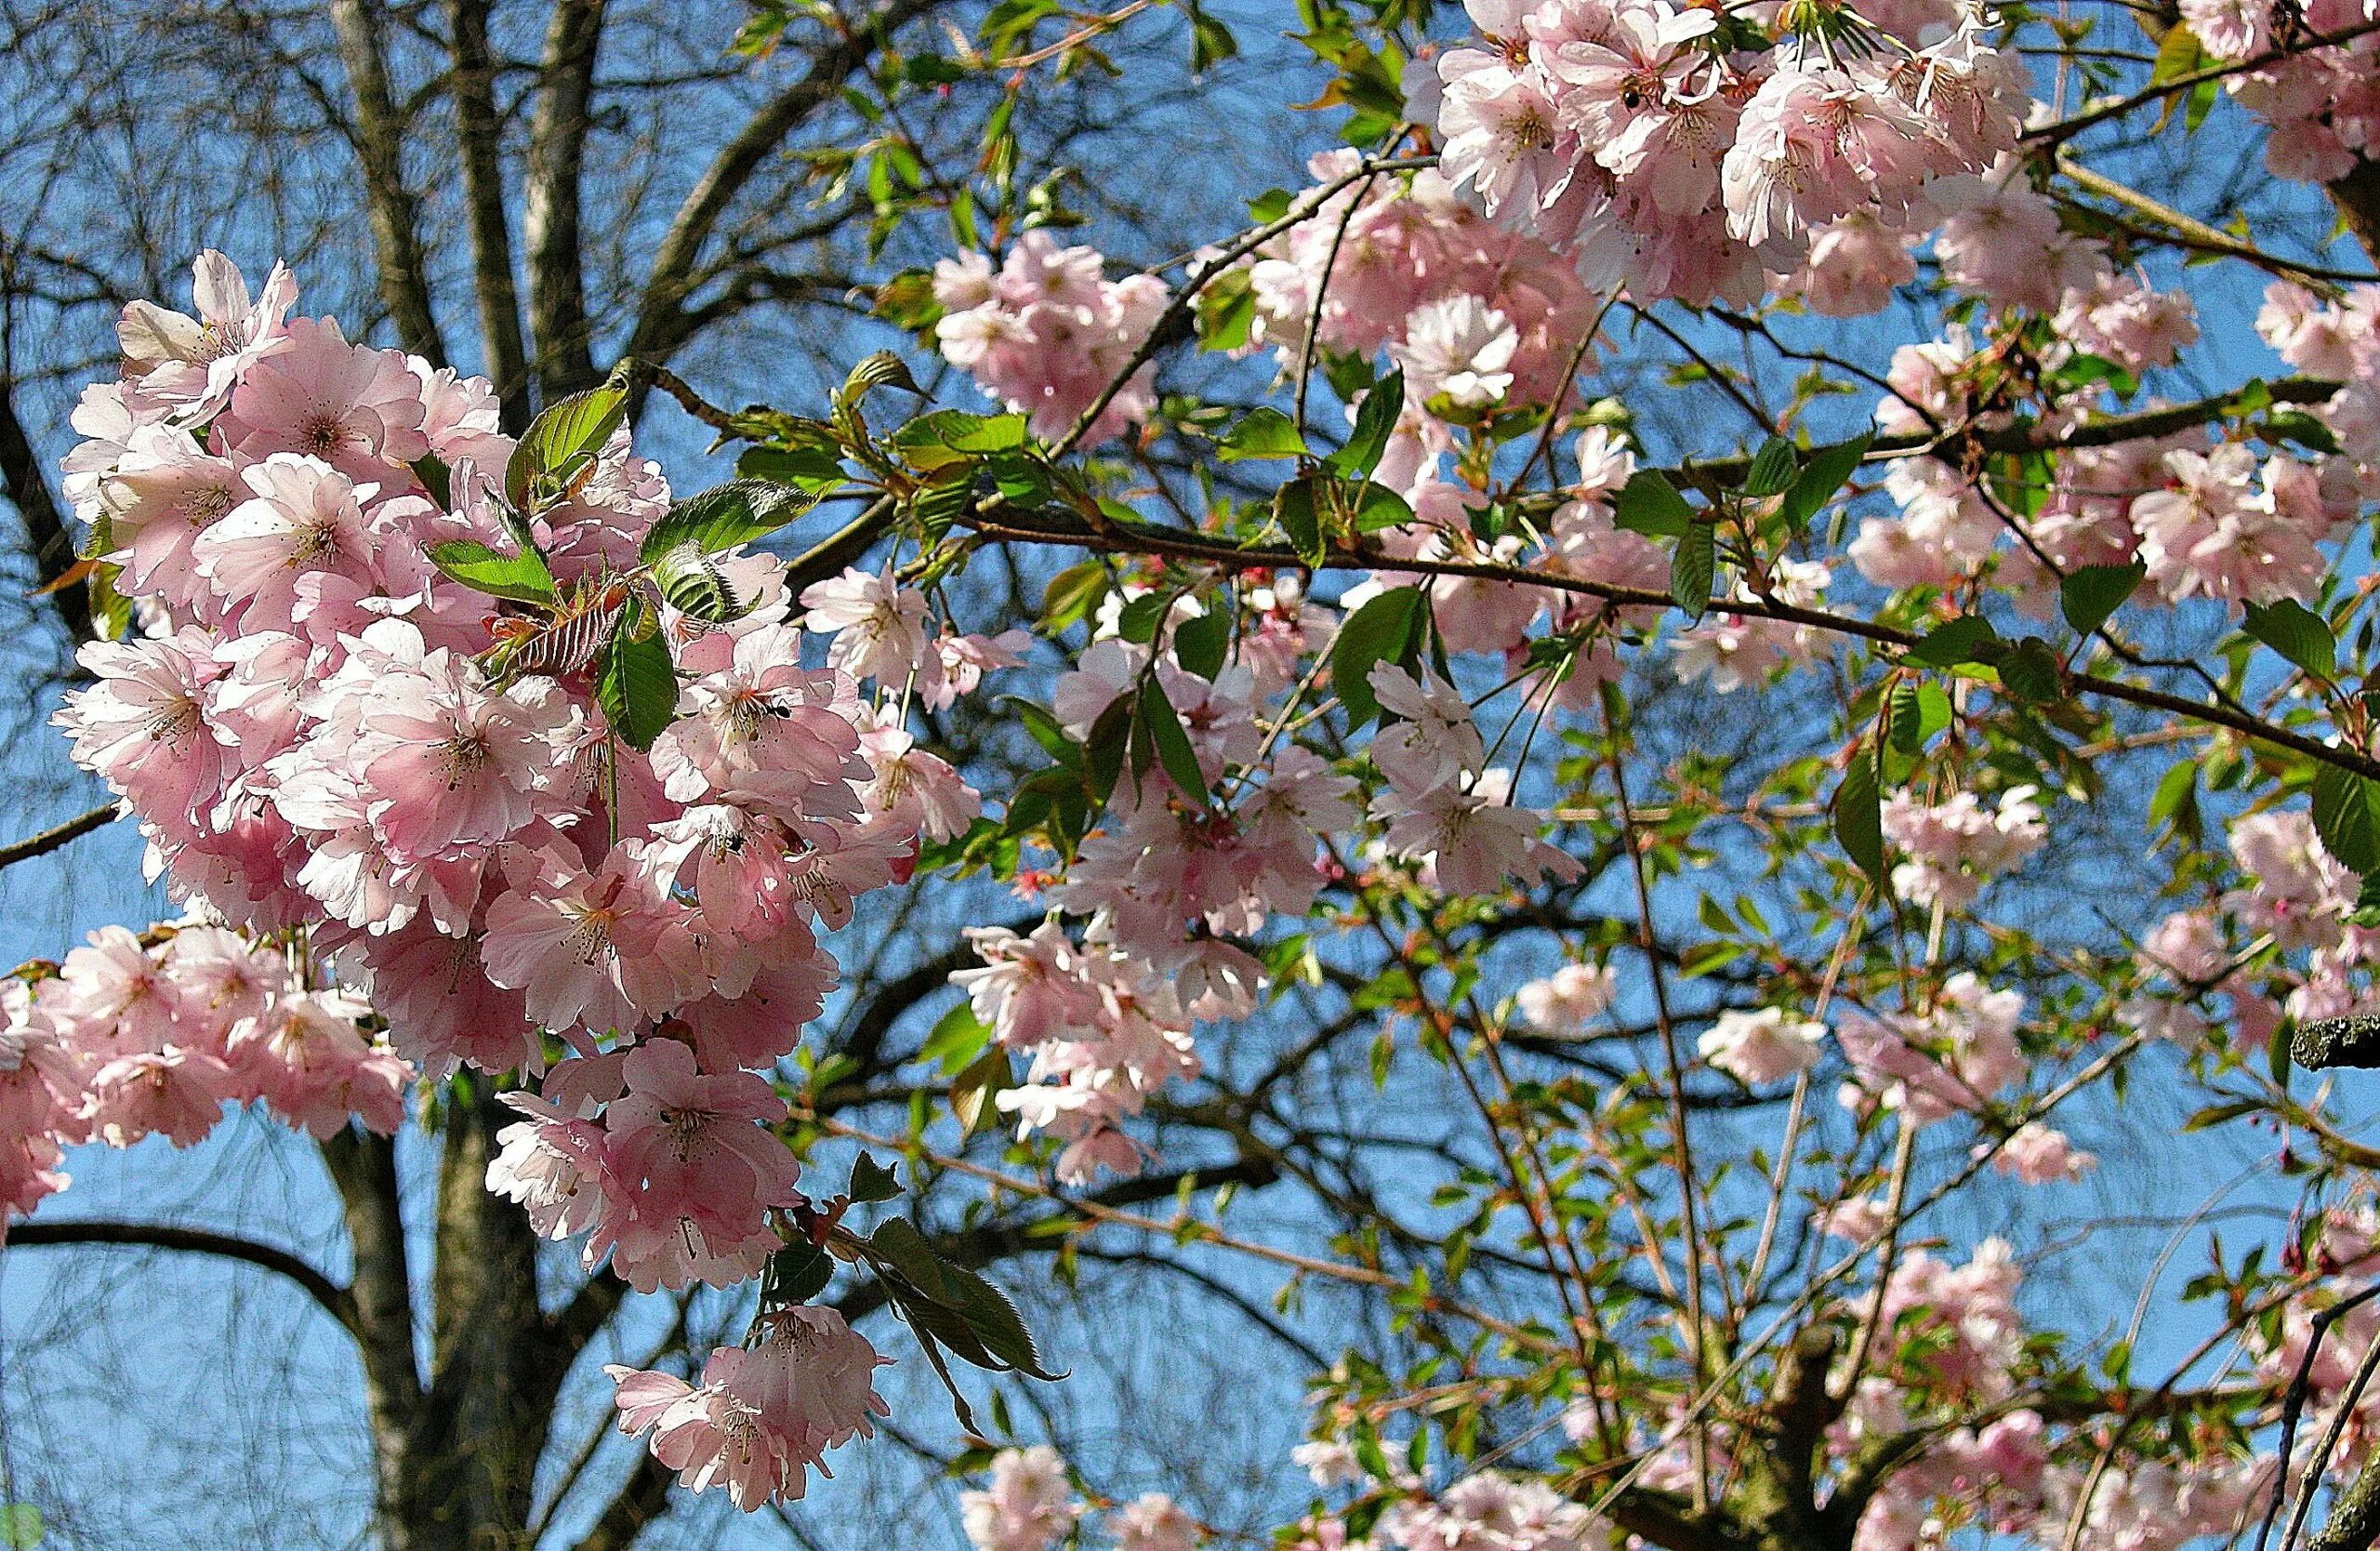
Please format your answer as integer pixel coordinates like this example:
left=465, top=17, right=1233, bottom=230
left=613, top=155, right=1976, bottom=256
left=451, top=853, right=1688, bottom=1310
left=1842, top=297, right=2369, bottom=608
left=1242, top=150, right=1606, bottom=420
left=932, top=231, right=1170, bottom=444
left=601, top=1306, right=892, bottom=1509
left=0, top=920, right=408, bottom=1229
left=1878, top=783, right=2044, bottom=908
left=2122, top=807, right=2380, bottom=1052
left=1414, top=0, right=2027, bottom=307
left=2182, top=0, right=2380, bottom=186
left=32, top=254, right=1069, bottom=1505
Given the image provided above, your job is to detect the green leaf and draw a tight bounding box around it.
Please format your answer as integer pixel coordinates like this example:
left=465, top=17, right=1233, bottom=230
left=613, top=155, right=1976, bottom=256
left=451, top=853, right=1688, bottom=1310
left=424, top=539, right=556, bottom=605
left=1332, top=586, right=1424, bottom=727
left=849, top=1152, right=903, bottom=1204
left=1997, top=638, right=2065, bottom=703
left=1350, top=482, right=1413, bottom=534
left=1219, top=407, right=1309, bottom=462
left=2258, top=410, right=2342, bottom=456
left=840, top=350, right=923, bottom=410
left=1886, top=679, right=1924, bottom=755
left=895, top=409, right=1029, bottom=455
left=1670, top=523, right=1715, bottom=620
left=866, top=1216, right=950, bottom=1301
left=1275, top=476, right=1326, bottom=567
left=0, top=1505, right=42, bottom=1549
left=932, top=1259, right=1063, bottom=1377
left=596, top=604, right=678, bottom=750
left=2242, top=598, right=2337, bottom=679
left=410, top=453, right=454, bottom=510
left=639, top=480, right=819, bottom=563
left=1325, top=369, right=1405, bottom=481
left=1613, top=468, right=1694, bottom=538
left=950, top=1046, right=1014, bottom=1134
left=1117, top=591, right=1172, bottom=644
left=2312, top=759, right=2380, bottom=874
left=1188, top=0, right=1238, bottom=71
left=764, top=1239, right=834, bottom=1305
left=506, top=381, right=628, bottom=507
left=1082, top=696, right=1131, bottom=805
left=1774, top=432, right=1871, bottom=532
left=1904, top=615, right=2002, bottom=669
left=1743, top=436, right=1796, bottom=498
left=2147, top=759, right=2199, bottom=843
left=650, top=545, right=750, bottom=623
left=1038, top=561, right=1108, bottom=633
left=922, top=998, right=993, bottom=1072
left=1138, top=677, right=1210, bottom=803
left=1833, top=745, right=1885, bottom=882
left=2059, top=563, right=2145, bottom=639
left=1173, top=606, right=1230, bottom=679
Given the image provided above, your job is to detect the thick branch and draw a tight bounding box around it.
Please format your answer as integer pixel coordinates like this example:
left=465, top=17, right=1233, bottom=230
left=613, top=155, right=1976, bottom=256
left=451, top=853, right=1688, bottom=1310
left=572, top=1451, right=674, bottom=1551
left=627, top=0, right=945, bottom=362
left=0, top=371, right=87, bottom=643
left=449, top=0, right=532, bottom=428
left=7, top=1220, right=355, bottom=1330
left=522, top=0, right=607, bottom=400
left=320, top=1125, right=424, bottom=1409
left=328, top=0, right=447, bottom=361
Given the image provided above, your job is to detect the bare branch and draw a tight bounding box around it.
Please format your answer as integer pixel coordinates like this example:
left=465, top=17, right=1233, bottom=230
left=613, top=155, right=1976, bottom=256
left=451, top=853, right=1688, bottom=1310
left=0, top=801, right=114, bottom=871
left=7, top=1219, right=356, bottom=1331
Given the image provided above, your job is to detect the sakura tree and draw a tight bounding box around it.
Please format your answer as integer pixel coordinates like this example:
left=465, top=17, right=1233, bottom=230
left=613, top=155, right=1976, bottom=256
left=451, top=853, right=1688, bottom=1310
left=12, top=0, right=2380, bottom=1548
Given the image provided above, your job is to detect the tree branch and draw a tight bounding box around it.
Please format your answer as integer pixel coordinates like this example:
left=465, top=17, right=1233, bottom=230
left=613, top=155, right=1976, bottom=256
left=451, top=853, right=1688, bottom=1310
left=0, top=367, right=87, bottom=643
left=522, top=0, right=607, bottom=401
left=449, top=0, right=532, bottom=428
left=328, top=0, right=447, bottom=362
left=0, top=802, right=117, bottom=871
left=626, top=0, right=946, bottom=363
left=6, top=1219, right=355, bottom=1330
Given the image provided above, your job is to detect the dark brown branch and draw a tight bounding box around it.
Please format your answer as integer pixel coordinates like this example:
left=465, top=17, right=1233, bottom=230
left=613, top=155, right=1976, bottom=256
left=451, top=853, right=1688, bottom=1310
left=626, top=0, right=947, bottom=364
left=571, top=1451, right=674, bottom=1551
left=6, top=1220, right=355, bottom=1330
left=449, top=0, right=532, bottom=428
left=948, top=497, right=2380, bottom=785
left=328, top=0, right=447, bottom=362
left=0, top=369, right=87, bottom=643
left=0, top=802, right=116, bottom=871
left=522, top=0, right=608, bottom=400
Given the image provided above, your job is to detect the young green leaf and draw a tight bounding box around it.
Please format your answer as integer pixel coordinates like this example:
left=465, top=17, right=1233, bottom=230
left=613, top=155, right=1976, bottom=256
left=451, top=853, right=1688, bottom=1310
left=1325, top=368, right=1405, bottom=481
left=1038, top=561, right=1109, bottom=634
left=1138, top=676, right=1210, bottom=804
left=2242, top=598, right=2337, bottom=679
left=1996, top=638, right=2065, bottom=703
left=1743, top=436, right=1796, bottom=498
left=1670, top=523, right=1715, bottom=620
left=638, top=480, right=819, bottom=563
left=2059, top=563, right=2145, bottom=639
left=1332, top=586, right=1424, bottom=727
left=1612, top=468, right=1694, bottom=537
left=1832, top=744, right=1885, bottom=882
left=1173, top=606, right=1231, bottom=680
left=1903, top=615, right=2002, bottom=669
left=848, top=1153, right=903, bottom=1204
left=1274, top=476, right=1326, bottom=567
left=2312, top=759, right=2380, bottom=874
left=595, top=606, right=678, bottom=751
left=1219, top=407, right=1309, bottom=461
left=424, top=539, right=556, bottom=605
left=1774, top=431, right=1871, bottom=532
left=506, top=382, right=628, bottom=507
